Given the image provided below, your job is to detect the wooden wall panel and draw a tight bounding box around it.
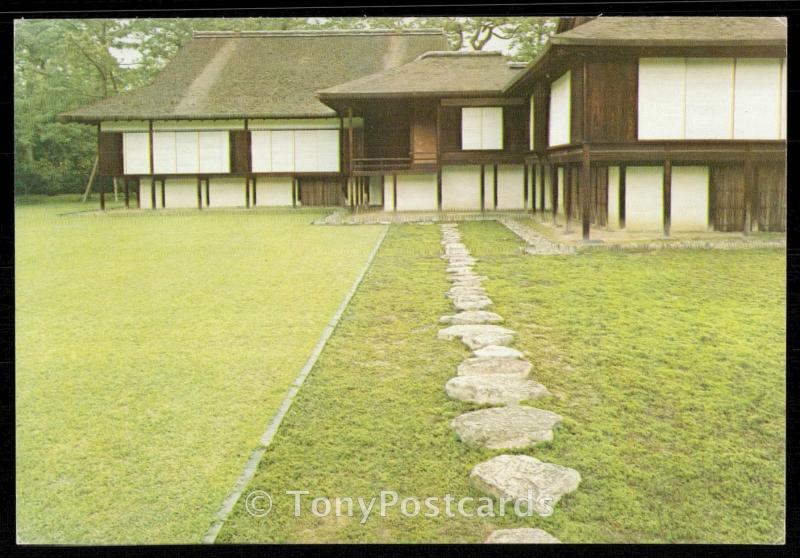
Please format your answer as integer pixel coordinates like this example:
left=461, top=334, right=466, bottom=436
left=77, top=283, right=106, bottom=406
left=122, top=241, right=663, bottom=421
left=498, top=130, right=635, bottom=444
left=229, top=130, right=250, bottom=174
left=299, top=177, right=344, bottom=207
left=411, top=101, right=438, bottom=163
left=586, top=60, right=637, bottom=143
left=439, top=106, right=461, bottom=152
left=504, top=104, right=529, bottom=153
left=364, top=102, right=409, bottom=159
left=98, top=132, right=123, bottom=176
left=755, top=162, right=787, bottom=231
left=711, top=165, right=745, bottom=231
left=591, top=165, right=609, bottom=226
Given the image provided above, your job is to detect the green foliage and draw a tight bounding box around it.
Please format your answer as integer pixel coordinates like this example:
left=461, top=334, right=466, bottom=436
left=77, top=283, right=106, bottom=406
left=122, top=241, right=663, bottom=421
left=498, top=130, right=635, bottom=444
left=14, top=17, right=557, bottom=196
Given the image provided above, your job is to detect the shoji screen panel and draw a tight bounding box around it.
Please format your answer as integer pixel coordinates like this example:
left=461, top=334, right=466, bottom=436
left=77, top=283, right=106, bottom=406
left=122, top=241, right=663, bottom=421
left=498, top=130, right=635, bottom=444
left=175, top=132, right=199, bottom=173
left=781, top=58, right=787, bottom=139
left=733, top=58, right=782, bottom=139
left=122, top=132, right=150, bottom=174
left=152, top=131, right=177, bottom=174
left=250, top=131, right=272, bottom=172
left=685, top=58, right=734, bottom=139
left=316, top=129, right=340, bottom=172
left=481, top=107, right=504, bottom=150
left=271, top=131, right=294, bottom=172
left=461, top=108, right=483, bottom=150
left=548, top=71, right=571, bottom=146
left=638, top=58, right=686, bottom=139
left=198, top=131, right=229, bottom=173
left=293, top=130, right=318, bottom=172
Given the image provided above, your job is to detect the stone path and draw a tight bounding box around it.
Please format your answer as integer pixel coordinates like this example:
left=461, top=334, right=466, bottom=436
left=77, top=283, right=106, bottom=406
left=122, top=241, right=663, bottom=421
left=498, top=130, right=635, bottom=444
left=498, top=217, right=576, bottom=255
left=437, top=223, right=580, bottom=543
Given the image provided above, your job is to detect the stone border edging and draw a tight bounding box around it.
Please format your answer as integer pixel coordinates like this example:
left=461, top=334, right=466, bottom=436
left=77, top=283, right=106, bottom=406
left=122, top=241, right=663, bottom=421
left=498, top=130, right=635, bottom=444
left=201, top=226, right=389, bottom=544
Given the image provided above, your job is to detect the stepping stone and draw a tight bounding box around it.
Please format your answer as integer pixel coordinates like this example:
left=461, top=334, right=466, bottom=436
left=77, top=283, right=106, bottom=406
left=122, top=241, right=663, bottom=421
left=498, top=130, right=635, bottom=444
left=474, top=345, right=524, bottom=359
left=485, top=528, right=561, bottom=544
left=438, top=324, right=514, bottom=341
left=446, top=265, right=475, bottom=274
left=440, top=310, right=503, bottom=325
left=462, top=331, right=513, bottom=349
left=470, top=455, right=581, bottom=515
left=451, top=277, right=487, bottom=288
left=457, top=357, right=531, bottom=378
left=453, top=297, right=494, bottom=312
left=445, top=375, right=550, bottom=405
left=447, top=287, right=487, bottom=299
left=452, top=406, right=562, bottom=449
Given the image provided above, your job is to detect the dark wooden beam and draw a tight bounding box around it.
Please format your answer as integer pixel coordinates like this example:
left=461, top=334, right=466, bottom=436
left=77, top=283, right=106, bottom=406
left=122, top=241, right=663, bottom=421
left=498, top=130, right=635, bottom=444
left=663, top=158, right=672, bottom=237
left=148, top=120, right=154, bottom=176
left=160, top=178, right=166, bottom=208
left=540, top=163, right=546, bottom=212
left=480, top=165, right=486, bottom=211
left=205, top=178, right=210, bottom=207
left=441, top=97, right=527, bottom=107
left=150, top=178, right=156, bottom=210
left=347, top=108, right=354, bottom=176
left=99, top=177, right=105, bottom=211
left=564, top=166, right=571, bottom=232
left=493, top=164, right=498, bottom=210
left=581, top=145, right=591, bottom=240
left=437, top=169, right=442, bottom=211
left=245, top=178, right=251, bottom=208
left=393, top=174, right=398, bottom=212
left=123, top=178, right=130, bottom=209
left=136, top=178, right=141, bottom=209
left=292, top=177, right=297, bottom=208
left=523, top=163, right=529, bottom=210
left=252, top=177, right=257, bottom=207
left=551, top=164, right=558, bottom=222
left=619, top=165, right=626, bottom=228
left=197, top=176, right=202, bottom=210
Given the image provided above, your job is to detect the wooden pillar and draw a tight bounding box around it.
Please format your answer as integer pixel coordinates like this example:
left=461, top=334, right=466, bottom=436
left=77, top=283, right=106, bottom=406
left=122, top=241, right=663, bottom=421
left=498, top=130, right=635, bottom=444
left=491, top=164, right=498, bottom=211
left=743, top=155, right=753, bottom=235
left=197, top=176, right=202, bottom=210
left=160, top=178, right=166, bottom=208
left=619, top=165, right=626, bottom=229
left=540, top=163, right=546, bottom=214
left=123, top=177, right=130, bottom=208
left=292, top=177, right=297, bottom=208
left=205, top=178, right=210, bottom=207
left=523, top=163, right=529, bottom=211
left=436, top=169, right=442, bottom=211
left=252, top=177, right=257, bottom=207
left=392, top=174, right=398, bottom=212
left=564, top=166, right=571, bottom=232
left=551, top=164, right=558, bottom=223
left=99, top=177, right=105, bottom=210
left=150, top=178, right=156, bottom=210
left=663, top=158, right=672, bottom=237
left=480, top=164, right=485, bottom=211
left=581, top=145, right=591, bottom=240
left=135, top=179, right=141, bottom=209
left=347, top=108, right=354, bottom=176
left=245, top=178, right=251, bottom=208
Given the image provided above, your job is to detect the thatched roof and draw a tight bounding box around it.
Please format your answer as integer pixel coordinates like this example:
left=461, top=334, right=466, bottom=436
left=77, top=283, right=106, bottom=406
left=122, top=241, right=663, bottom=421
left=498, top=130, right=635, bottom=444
left=59, top=29, right=448, bottom=122
left=317, top=51, right=524, bottom=99
left=551, top=16, right=787, bottom=47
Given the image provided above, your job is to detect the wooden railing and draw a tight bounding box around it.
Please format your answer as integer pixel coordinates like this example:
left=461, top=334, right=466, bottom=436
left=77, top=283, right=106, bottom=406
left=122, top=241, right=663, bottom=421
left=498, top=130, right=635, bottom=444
left=351, top=157, right=412, bottom=172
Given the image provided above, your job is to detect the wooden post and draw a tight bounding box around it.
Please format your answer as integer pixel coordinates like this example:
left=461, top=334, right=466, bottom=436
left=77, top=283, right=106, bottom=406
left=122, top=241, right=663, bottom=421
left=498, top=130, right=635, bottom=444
left=436, top=169, right=442, bottom=211
left=540, top=163, right=546, bottom=214
left=551, top=164, right=558, bottom=223
left=136, top=179, right=141, bottom=209
left=197, top=177, right=202, bottom=210
left=99, top=176, right=105, bottom=210
left=347, top=108, right=354, bottom=176
left=150, top=178, right=156, bottom=209
left=663, top=158, right=672, bottom=237
left=492, top=164, right=498, bottom=210
left=160, top=178, right=166, bottom=208
left=292, top=177, right=297, bottom=208
left=581, top=145, right=591, bottom=240
left=123, top=177, right=130, bottom=208
left=523, top=163, right=529, bottom=210
left=743, top=154, right=753, bottom=235
left=81, top=155, right=99, bottom=203
left=619, top=165, right=626, bottom=229
left=564, top=166, right=571, bottom=232
left=245, top=178, right=251, bottom=208
left=205, top=178, right=210, bottom=207
left=480, top=165, right=485, bottom=211
left=393, top=174, right=398, bottom=212
left=113, top=177, right=119, bottom=202
left=252, top=177, right=257, bottom=207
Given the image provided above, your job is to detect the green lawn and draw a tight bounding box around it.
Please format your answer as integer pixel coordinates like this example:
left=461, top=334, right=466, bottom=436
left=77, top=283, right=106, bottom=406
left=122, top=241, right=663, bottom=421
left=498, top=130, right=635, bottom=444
left=15, top=197, right=385, bottom=543
left=218, top=221, right=785, bottom=543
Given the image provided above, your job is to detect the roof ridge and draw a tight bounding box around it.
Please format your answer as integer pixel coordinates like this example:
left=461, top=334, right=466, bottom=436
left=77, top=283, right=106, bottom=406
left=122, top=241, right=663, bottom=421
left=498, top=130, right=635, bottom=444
left=416, top=50, right=504, bottom=60
left=193, top=28, right=445, bottom=38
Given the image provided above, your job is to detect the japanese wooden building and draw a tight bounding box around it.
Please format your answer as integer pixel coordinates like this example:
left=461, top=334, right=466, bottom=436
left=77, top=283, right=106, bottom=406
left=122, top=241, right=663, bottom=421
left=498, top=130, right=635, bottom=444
left=60, top=17, right=787, bottom=237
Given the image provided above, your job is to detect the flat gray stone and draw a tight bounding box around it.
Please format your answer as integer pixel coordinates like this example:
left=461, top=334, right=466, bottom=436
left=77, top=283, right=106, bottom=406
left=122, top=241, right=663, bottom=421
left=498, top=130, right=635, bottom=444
left=447, top=287, right=487, bottom=299
left=446, top=265, right=475, bottom=274
left=457, top=357, right=531, bottom=377
left=445, top=375, right=550, bottom=405
left=462, top=331, right=513, bottom=349
left=451, top=278, right=487, bottom=288
left=440, top=311, right=503, bottom=325
left=470, top=454, right=581, bottom=515
left=474, top=345, right=524, bottom=359
left=438, top=324, right=514, bottom=341
left=453, top=297, right=494, bottom=311
left=485, top=528, right=561, bottom=544
left=452, top=406, right=562, bottom=449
